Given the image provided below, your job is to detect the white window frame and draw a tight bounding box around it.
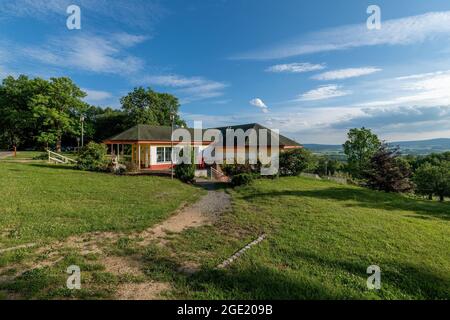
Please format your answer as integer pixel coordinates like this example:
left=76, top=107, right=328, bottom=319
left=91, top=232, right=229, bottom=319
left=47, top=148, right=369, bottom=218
left=156, top=146, right=172, bottom=163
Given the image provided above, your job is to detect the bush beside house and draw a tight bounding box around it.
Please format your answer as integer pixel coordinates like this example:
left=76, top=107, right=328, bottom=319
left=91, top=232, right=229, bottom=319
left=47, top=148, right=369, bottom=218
left=76, top=142, right=108, bottom=172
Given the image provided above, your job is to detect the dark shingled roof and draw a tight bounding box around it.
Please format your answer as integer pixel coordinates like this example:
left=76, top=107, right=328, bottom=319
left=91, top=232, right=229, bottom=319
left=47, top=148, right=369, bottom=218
left=106, top=123, right=301, bottom=147
left=213, top=123, right=301, bottom=147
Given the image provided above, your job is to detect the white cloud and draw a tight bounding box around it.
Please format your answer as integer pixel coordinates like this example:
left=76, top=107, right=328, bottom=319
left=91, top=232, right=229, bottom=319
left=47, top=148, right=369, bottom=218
left=250, top=98, right=269, bottom=113
left=82, top=88, right=113, bottom=103
left=142, top=74, right=228, bottom=103
left=266, top=62, right=325, bottom=73
left=113, top=33, right=149, bottom=47
left=0, top=0, right=166, bottom=30
left=298, top=85, right=351, bottom=101
left=312, top=67, right=381, bottom=81
left=233, top=11, right=450, bottom=60
left=22, top=33, right=145, bottom=75
left=355, top=69, right=450, bottom=108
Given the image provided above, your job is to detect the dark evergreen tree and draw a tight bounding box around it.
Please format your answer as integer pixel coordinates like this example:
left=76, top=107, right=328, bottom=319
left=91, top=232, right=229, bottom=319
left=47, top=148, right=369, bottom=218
left=365, top=144, right=414, bottom=193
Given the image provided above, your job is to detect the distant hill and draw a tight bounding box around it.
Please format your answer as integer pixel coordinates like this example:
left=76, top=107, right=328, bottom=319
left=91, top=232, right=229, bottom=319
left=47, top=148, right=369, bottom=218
left=304, top=138, right=450, bottom=156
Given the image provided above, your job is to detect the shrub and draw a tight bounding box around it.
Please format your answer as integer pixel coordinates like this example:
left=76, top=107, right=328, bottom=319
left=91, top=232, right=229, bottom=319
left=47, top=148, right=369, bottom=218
left=231, top=173, right=255, bottom=187
left=125, top=161, right=139, bottom=173
left=279, top=148, right=315, bottom=176
left=33, top=152, right=48, bottom=160
left=175, top=148, right=195, bottom=183
left=76, top=142, right=108, bottom=172
left=222, top=161, right=261, bottom=177
left=175, top=163, right=195, bottom=183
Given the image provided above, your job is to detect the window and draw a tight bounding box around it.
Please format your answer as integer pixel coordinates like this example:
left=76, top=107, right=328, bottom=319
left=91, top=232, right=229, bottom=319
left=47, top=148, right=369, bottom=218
left=157, top=147, right=172, bottom=163
left=165, top=147, right=172, bottom=162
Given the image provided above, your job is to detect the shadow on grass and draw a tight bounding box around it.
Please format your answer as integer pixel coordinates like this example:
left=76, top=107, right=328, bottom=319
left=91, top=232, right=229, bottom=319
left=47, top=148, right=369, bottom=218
left=158, top=248, right=449, bottom=299
left=28, top=163, right=77, bottom=171
left=242, top=187, right=450, bottom=221
left=150, top=249, right=446, bottom=299
left=292, top=249, right=449, bottom=299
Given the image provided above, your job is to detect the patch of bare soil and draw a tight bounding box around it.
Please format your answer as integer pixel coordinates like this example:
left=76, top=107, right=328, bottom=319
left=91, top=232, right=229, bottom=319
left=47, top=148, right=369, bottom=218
left=115, top=282, right=170, bottom=300
left=102, top=255, right=144, bottom=276
left=1, top=187, right=232, bottom=300
left=138, top=190, right=231, bottom=246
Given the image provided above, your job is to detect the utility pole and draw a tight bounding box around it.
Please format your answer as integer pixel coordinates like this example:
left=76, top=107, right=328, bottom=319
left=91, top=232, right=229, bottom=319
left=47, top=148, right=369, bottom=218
left=80, top=115, right=85, bottom=148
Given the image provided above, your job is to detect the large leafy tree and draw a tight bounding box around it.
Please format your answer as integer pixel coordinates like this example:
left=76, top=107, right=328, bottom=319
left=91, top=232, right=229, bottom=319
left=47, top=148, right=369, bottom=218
left=343, top=127, right=381, bottom=179
left=120, top=87, right=185, bottom=128
left=414, top=161, right=450, bottom=202
left=0, top=75, right=48, bottom=149
left=365, top=144, right=414, bottom=193
left=279, top=148, right=315, bottom=176
left=91, top=107, right=128, bottom=142
left=31, top=77, right=87, bottom=152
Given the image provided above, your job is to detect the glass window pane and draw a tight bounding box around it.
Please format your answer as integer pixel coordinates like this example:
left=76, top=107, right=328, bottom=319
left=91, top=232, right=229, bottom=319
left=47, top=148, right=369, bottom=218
left=157, top=147, right=164, bottom=163
left=165, top=147, right=172, bottom=162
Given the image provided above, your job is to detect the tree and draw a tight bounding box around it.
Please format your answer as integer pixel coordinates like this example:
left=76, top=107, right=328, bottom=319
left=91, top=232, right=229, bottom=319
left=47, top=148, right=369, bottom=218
left=31, top=77, right=87, bottom=152
left=279, top=148, right=315, bottom=176
left=413, top=161, right=450, bottom=202
left=92, top=107, right=128, bottom=142
left=0, top=75, right=48, bottom=149
left=120, top=87, right=185, bottom=128
left=343, top=127, right=381, bottom=179
left=365, top=144, right=414, bottom=193
left=315, top=157, right=343, bottom=176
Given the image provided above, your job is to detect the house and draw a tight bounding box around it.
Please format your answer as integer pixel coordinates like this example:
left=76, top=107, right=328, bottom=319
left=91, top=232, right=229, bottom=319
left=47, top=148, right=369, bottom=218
left=103, top=123, right=301, bottom=171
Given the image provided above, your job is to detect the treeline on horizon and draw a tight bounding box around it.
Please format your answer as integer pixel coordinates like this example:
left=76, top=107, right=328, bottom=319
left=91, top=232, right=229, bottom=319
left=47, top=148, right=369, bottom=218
left=0, top=74, right=185, bottom=151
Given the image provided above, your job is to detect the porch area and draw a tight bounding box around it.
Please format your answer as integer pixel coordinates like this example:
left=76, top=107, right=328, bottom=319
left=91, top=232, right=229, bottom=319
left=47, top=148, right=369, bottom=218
left=105, top=142, right=175, bottom=171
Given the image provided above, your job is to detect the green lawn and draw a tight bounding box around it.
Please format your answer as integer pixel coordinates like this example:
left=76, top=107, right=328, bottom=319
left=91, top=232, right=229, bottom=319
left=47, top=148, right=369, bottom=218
left=162, top=177, right=450, bottom=300
left=0, top=163, right=448, bottom=300
left=0, top=162, right=203, bottom=248
left=0, top=151, right=77, bottom=160
left=0, top=151, right=44, bottom=160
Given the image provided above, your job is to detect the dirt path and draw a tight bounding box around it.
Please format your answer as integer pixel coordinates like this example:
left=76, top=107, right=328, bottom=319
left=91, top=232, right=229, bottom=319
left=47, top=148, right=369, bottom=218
left=0, top=152, right=13, bottom=160
left=0, top=183, right=232, bottom=300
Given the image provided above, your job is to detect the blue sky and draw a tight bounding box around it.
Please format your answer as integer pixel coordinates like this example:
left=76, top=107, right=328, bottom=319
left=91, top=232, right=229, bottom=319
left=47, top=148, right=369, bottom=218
left=2, top=0, right=450, bottom=143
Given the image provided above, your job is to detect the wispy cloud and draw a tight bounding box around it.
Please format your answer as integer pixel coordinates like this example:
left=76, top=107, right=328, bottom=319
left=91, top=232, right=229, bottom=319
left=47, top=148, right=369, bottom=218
left=312, top=67, right=381, bottom=81
left=332, top=105, right=450, bottom=130
left=0, top=0, right=166, bottom=30
left=82, top=88, right=113, bottom=103
left=250, top=98, right=269, bottom=113
left=21, top=33, right=145, bottom=75
left=112, top=33, right=149, bottom=47
left=143, top=74, right=228, bottom=103
left=266, top=62, right=325, bottom=73
left=233, top=11, right=450, bottom=60
left=355, top=70, right=450, bottom=108
left=298, top=85, right=350, bottom=101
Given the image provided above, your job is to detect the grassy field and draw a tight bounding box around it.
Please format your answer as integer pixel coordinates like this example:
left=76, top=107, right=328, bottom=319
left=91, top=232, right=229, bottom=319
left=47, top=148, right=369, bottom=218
left=0, top=161, right=448, bottom=299
left=0, top=151, right=77, bottom=160
left=0, top=161, right=203, bottom=248
left=161, top=177, right=450, bottom=300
